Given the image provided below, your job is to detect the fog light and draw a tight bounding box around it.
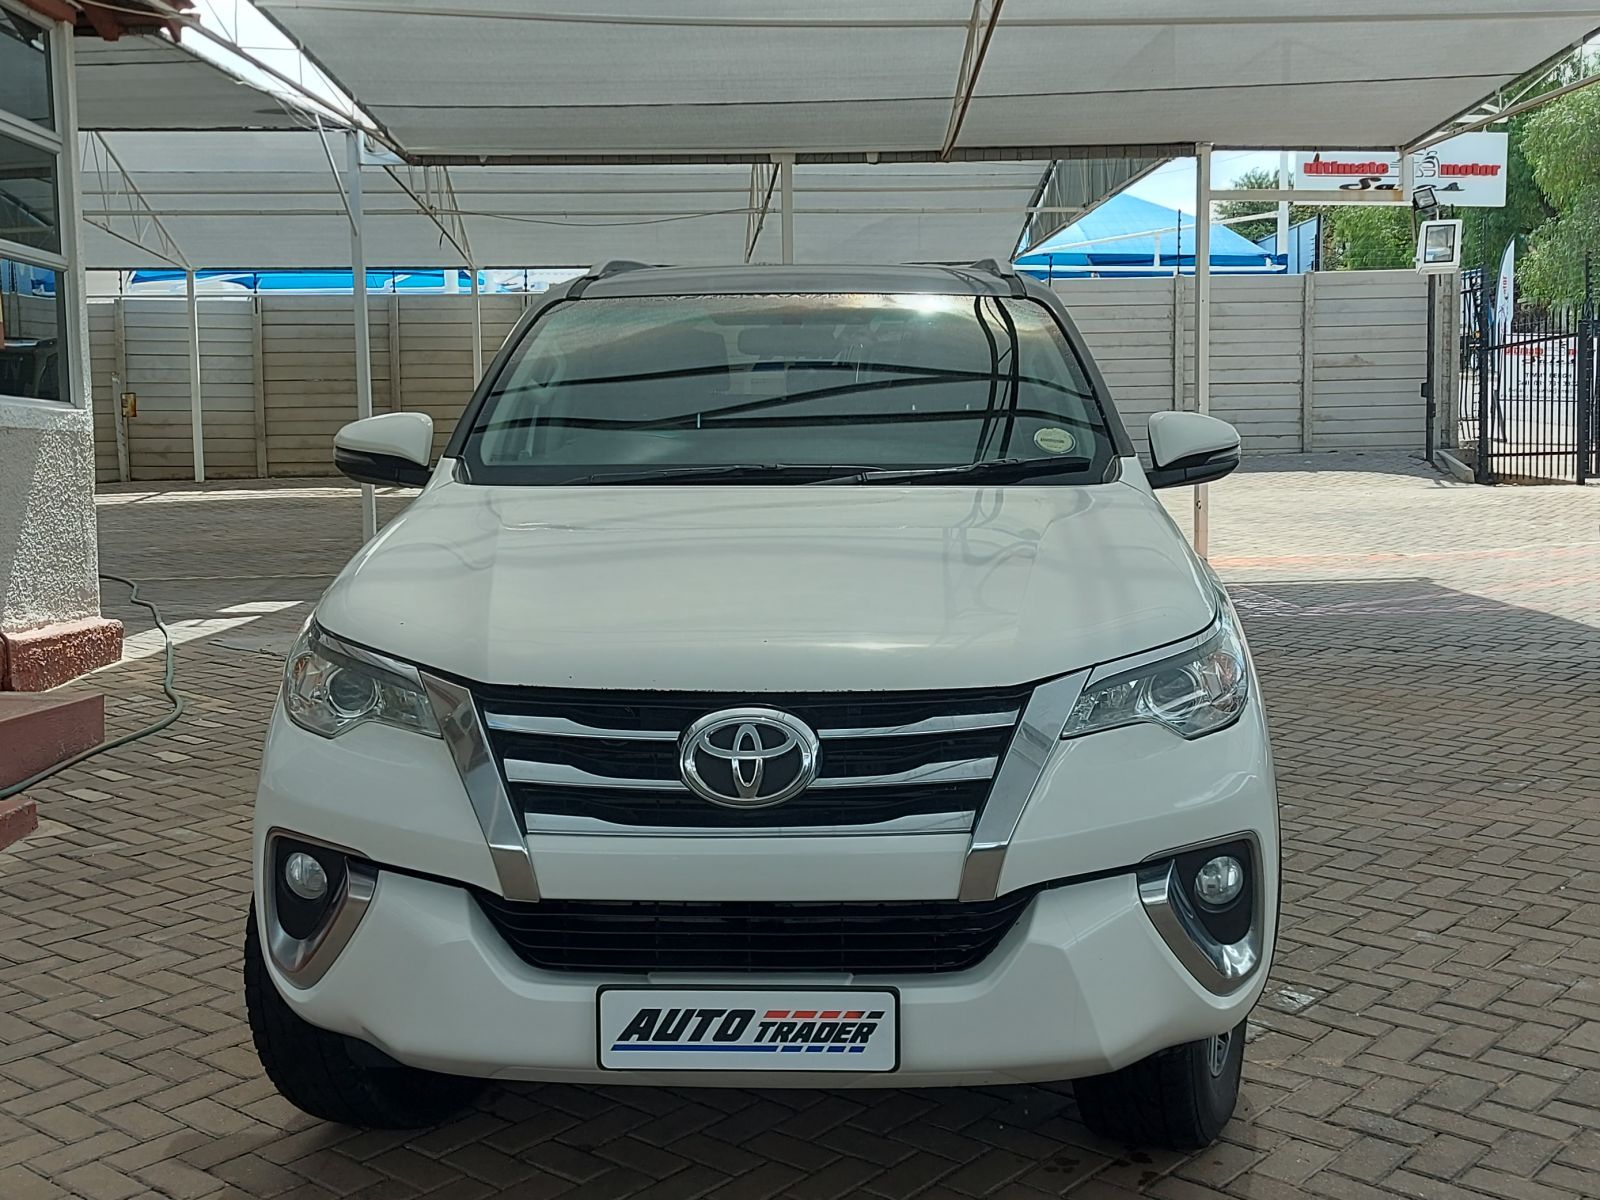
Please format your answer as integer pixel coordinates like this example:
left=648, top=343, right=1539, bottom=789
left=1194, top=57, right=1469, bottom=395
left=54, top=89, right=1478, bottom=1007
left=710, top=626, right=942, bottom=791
left=1194, top=855, right=1244, bottom=908
left=283, top=851, right=329, bottom=901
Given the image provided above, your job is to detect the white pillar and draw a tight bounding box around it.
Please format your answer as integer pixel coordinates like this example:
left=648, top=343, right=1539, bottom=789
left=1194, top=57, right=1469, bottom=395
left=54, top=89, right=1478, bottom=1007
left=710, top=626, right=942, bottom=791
left=778, top=155, right=795, bottom=264
left=470, top=266, right=483, bottom=381
left=1193, top=144, right=1213, bottom=558
left=1276, top=150, right=1290, bottom=265
left=347, top=130, right=376, bottom=541
left=186, top=268, right=205, bottom=483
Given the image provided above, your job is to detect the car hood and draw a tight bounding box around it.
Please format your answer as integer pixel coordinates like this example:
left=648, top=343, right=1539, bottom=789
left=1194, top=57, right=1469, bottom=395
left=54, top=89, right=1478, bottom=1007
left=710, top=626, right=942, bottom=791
left=317, top=475, right=1216, bottom=691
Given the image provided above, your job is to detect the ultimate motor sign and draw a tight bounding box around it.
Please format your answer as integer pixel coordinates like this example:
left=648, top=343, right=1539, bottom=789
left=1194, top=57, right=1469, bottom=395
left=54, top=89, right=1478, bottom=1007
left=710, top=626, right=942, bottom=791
left=1294, top=132, right=1509, bottom=207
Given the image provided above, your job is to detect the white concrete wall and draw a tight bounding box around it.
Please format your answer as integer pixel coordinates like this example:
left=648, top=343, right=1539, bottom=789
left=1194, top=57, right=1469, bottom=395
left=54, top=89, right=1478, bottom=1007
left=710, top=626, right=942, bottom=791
left=0, top=400, right=102, bottom=634
left=1053, top=270, right=1428, bottom=455
left=85, top=276, right=1428, bottom=482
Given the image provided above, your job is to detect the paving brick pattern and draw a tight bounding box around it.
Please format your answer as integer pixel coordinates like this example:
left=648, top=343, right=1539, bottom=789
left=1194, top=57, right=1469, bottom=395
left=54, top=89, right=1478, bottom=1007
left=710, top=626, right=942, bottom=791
left=3, top=453, right=1597, bottom=1199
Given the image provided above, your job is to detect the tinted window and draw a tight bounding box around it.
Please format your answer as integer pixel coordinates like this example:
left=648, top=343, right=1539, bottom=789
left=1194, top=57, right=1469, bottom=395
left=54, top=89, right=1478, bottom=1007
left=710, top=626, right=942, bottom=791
left=0, top=255, right=65, bottom=402
left=0, top=132, right=59, bottom=253
left=0, top=12, right=51, bottom=128
left=462, top=293, right=1113, bottom=484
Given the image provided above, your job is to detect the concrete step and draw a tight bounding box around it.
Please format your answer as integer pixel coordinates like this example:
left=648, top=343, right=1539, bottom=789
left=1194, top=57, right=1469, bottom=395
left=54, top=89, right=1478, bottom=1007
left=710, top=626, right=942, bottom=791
left=0, top=693, right=105, bottom=850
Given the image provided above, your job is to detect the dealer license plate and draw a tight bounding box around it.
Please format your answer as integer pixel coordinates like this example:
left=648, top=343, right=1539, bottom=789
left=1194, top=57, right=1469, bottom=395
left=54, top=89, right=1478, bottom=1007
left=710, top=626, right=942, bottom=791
left=597, top=987, right=899, bottom=1072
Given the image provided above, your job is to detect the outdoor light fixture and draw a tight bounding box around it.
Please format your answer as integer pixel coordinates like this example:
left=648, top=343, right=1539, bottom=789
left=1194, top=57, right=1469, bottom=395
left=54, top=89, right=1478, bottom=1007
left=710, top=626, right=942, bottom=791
left=1415, top=219, right=1464, bottom=274
left=1411, top=184, right=1439, bottom=217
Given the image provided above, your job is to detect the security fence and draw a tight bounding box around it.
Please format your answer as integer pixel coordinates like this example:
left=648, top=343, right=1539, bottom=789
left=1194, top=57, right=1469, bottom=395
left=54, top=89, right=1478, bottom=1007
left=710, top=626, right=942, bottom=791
left=1459, top=269, right=1599, bottom=484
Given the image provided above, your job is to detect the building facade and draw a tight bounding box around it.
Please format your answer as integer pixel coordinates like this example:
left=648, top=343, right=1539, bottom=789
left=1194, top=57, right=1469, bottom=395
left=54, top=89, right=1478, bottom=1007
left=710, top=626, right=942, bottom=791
left=1, top=2, right=121, bottom=689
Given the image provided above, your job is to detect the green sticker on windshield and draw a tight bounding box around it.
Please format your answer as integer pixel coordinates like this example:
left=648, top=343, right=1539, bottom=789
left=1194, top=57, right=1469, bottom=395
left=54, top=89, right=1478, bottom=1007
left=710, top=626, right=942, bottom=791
left=1033, top=427, right=1076, bottom=455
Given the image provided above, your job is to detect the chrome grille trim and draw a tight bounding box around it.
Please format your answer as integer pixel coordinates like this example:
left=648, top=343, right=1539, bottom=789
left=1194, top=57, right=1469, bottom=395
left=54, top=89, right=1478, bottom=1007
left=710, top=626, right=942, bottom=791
left=484, top=709, right=1021, bottom=742
left=422, top=673, right=541, bottom=901
left=478, top=683, right=1034, bottom=832
left=957, top=670, right=1089, bottom=902
left=505, top=756, right=998, bottom=792
left=809, top=757, right=998, bottom=789
left=505, top=761, right=684, bottom=790
left=524, top=811, right=975, bottom=837
left=485, top=713, right=676, bottom=740
left=816, top=710, right=1020, bottom=739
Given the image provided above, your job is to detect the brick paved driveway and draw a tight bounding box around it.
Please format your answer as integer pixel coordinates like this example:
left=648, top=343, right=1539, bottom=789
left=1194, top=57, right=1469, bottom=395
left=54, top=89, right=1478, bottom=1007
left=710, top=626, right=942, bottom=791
left=4, top=453, right=1598, bottom=1200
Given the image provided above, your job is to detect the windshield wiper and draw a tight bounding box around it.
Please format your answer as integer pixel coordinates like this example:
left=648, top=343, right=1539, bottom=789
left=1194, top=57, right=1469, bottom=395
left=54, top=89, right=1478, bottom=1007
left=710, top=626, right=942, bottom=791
left=810, top=457, right=1093, bottom=486
left=558, top=463, right=877, bottom=485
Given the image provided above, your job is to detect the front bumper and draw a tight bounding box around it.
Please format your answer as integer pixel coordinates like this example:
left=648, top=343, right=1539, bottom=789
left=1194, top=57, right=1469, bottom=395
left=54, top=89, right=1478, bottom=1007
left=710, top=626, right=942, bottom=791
left=254, top=652, right=1278, bottom=1084
left=259, top=863, right=1269, bottom=1087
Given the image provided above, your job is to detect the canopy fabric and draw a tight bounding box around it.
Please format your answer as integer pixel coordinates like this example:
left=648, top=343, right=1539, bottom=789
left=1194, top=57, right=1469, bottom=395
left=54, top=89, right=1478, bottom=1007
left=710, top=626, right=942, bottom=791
left=256, top=1, right=1599, bottom=162
left=73, top=34, right=312, bottom=132
left=79, top=131, right=1133, bottom=268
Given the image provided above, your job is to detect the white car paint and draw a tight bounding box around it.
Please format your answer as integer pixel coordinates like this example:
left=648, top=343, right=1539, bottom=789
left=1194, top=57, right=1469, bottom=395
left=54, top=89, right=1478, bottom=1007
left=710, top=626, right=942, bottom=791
left=316, top=467, right=1217, bottom=691
left=253, top=273, right=1278, bottom=1098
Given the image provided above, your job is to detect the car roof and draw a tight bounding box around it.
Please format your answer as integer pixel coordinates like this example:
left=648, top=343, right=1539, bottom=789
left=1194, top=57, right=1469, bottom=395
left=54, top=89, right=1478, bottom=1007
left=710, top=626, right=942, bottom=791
left=578, top=262, right=1019, bottom=299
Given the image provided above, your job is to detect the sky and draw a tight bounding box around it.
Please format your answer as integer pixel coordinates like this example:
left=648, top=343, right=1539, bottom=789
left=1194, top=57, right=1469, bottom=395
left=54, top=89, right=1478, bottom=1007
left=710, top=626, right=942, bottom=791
left=1125, top=151, right=1294, bottom=215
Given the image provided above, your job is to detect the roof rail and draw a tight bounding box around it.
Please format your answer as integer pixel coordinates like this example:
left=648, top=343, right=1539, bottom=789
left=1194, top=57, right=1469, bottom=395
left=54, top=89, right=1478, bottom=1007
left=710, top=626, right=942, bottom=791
left=568, top=259, right=655, bottom=298
left=964, top=258, right=1028, bottom=298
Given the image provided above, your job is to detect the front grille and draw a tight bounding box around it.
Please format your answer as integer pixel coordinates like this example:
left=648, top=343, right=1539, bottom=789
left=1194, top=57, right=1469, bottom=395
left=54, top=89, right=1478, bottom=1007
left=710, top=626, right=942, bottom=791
left=474, top=890, right=1041, bottom=974
left=474, top=684, right=1032, bottom=830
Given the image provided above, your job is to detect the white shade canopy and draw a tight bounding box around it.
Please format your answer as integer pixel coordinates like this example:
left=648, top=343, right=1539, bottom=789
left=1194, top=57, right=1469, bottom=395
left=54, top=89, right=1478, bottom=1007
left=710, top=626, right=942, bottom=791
left=257, top=1, right=1598, bottom=161
left=78, top=131, right=1165, bottom=268
left=74, top=34, right=312, bottom=132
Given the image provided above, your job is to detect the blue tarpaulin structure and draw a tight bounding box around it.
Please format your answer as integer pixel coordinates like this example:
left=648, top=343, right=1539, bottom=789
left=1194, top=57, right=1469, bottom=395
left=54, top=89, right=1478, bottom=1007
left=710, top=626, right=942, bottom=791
left=1015, top=194, right=1281, bottom=281
left=1255, top=219, right=1320, bottom=274
left=126, top=269, right=479, bottom=294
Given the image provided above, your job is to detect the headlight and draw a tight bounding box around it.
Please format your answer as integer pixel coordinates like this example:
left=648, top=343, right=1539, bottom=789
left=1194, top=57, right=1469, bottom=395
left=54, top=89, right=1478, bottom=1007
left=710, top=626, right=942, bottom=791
left=1060, top=600, right=1249, bottom=741
left=282, top=622, right=440, bottom=739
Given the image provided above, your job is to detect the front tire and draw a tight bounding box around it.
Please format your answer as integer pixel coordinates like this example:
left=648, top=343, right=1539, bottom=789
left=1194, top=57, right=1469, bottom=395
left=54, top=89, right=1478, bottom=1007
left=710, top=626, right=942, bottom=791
left=243, top=901, right=485, bottom=1128
left=1073, top=1020, right=1245, bottom=1150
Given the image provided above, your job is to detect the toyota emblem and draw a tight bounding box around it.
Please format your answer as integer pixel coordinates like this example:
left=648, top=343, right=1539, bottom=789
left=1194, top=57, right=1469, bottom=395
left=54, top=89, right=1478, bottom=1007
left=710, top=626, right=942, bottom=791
left=679, top=708, right=820, bottom=808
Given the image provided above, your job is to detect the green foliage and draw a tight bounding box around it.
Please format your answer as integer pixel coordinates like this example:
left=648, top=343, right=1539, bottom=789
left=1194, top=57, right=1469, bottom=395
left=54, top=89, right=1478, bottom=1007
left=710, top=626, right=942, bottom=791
left=1458, top=117, right=1553, bottom=273
left=1513, top=83, right=1600, bottom=306
left=1324, top=207, right=1415, bottom=271
left=1520, top=193, right=1600, bottom=306
left=1522, top=84, right=1600, bottom=208
left=1213, top=168, right=1317, bottom=246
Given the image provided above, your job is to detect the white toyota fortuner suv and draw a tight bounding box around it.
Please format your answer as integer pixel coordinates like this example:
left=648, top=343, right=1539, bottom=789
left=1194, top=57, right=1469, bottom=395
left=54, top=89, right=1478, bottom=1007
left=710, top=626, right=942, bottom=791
left=247, top=261, right=1278, bottom=1150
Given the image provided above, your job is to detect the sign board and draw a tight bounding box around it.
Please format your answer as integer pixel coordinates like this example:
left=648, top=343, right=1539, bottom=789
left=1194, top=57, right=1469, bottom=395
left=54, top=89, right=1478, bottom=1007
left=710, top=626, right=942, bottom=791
left=1295, top=132, right=1508, bottom=207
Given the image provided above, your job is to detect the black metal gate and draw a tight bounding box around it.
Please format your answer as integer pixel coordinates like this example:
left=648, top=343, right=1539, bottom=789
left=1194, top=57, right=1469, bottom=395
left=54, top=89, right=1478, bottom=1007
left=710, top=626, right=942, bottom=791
left=1460, top=264, right=1599, bottom=484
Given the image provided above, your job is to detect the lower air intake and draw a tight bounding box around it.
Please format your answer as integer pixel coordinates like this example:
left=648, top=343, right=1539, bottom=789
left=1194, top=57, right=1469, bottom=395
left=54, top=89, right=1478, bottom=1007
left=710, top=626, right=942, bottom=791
left=474, top=889, right=1041, bottom=975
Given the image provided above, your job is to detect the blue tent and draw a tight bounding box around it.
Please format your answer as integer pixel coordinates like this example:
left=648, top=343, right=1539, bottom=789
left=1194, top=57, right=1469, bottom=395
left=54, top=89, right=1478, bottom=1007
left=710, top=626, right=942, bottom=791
left=1016, top=194, right=1281, bottom=281
left=126, top=269, right=482, bottom=293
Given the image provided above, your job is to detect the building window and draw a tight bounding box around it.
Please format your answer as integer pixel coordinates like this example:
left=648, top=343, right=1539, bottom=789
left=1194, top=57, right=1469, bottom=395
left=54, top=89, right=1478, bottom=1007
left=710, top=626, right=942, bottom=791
left=0, top=131, right=59, bottom=254
left=0, top=255, right=65, bottom=402
left=0, top=8, right=51, bottom=129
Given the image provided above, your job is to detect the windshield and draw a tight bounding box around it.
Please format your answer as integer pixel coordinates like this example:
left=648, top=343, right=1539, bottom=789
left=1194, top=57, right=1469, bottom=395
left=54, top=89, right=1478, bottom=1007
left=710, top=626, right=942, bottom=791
left=458, top=292, right=1117, bottom=485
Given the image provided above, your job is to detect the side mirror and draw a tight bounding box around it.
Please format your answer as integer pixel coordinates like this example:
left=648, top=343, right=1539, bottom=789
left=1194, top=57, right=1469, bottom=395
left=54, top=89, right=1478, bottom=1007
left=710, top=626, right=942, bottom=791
left=1146, top=412, right=1241, bottom=490
left=334, top=412, right=435, bottom=488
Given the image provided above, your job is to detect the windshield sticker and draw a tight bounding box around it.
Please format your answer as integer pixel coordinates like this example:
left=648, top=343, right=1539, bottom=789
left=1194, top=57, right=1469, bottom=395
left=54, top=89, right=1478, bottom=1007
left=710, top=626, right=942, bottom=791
left=1033, top=427, right=1076, bottom=456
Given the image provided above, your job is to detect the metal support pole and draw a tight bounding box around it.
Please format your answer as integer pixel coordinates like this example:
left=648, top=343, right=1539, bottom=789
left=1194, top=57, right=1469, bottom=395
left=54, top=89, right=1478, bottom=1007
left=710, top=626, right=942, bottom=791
left=348, top=130, right=377, bottom=540
left=470, top=266, right=484, bottom=382
left=1193, top=144, right=1213, bottom=557
left=1424, top=273, right=1437, bottom=464
left=1276, top=150, right=1290, bottom=268
left=1476, top=263, right=1493, bottom=484
left=186, top=268, right=205, bottom=483
left=778, top=155, right=795, bottom=264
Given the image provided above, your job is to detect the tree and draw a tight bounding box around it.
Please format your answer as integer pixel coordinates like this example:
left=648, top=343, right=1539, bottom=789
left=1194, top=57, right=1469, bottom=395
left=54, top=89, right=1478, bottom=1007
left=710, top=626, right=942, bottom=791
left=1516, top=83, right=1600, bottom=306
left=1324, top=207, right=1416, bottom=271
left=1213, top=169, right=1317, bottom=246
